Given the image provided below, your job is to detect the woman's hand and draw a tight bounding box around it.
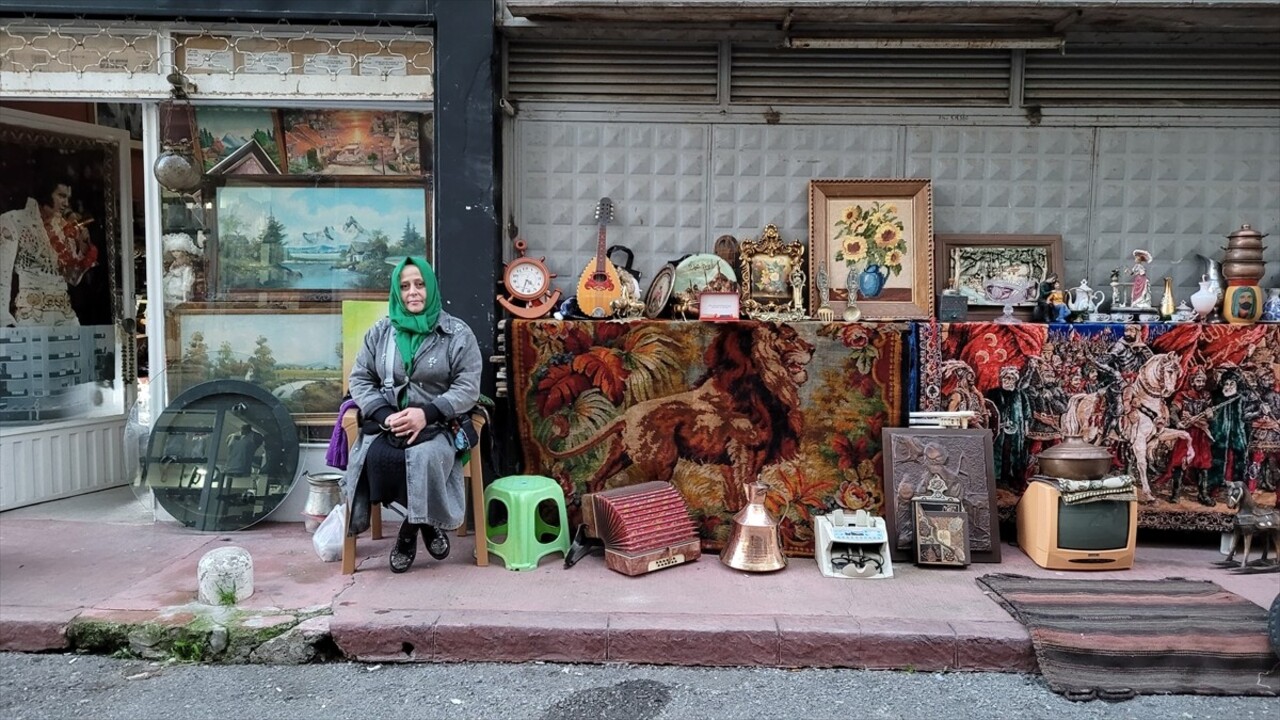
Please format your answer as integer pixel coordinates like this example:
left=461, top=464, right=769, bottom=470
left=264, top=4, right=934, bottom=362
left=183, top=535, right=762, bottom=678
left=386, top=407, right=427, bottom=445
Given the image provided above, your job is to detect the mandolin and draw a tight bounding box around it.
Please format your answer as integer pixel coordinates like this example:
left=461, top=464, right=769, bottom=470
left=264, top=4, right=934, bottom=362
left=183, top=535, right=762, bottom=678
left=575, top=197, right=623, bottom=318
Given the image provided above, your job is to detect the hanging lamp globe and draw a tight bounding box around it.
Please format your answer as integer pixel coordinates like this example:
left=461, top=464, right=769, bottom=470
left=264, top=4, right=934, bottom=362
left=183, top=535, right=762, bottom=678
left=153, top=143, right=203, bottom=193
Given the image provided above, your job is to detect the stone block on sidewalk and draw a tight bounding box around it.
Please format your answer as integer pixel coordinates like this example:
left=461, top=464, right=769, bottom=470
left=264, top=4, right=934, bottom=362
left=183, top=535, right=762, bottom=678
left=197, top=547, right=254, bottom=606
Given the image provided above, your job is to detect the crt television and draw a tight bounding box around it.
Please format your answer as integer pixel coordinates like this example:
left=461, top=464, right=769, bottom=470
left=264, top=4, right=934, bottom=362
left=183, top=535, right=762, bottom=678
left=1016, top=481, right=1137, bottom=571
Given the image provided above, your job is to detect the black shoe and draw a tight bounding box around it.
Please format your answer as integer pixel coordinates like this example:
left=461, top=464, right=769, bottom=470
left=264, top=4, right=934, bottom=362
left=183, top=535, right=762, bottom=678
left=422, top=524, right=450, bottom=560
left=348, top=480, right=371, bottom=537
left=389, top=521, right=418, bottom=573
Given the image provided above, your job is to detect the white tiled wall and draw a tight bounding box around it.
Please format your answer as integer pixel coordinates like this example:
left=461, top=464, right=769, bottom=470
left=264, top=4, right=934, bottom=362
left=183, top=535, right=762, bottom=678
left=514, top=120, right=1280, bottom=301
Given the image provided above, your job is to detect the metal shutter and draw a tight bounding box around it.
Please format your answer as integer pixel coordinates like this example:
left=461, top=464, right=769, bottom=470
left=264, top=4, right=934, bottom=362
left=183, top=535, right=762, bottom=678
left=730, top=46, right=1012, bottom=106
left=506, top=41, right=718, bottom=103
left=1024, top=46, right=1280, bottom=107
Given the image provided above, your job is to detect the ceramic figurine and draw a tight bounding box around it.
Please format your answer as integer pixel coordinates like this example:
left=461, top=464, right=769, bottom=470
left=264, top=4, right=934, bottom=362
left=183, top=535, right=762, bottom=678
left=1045, top=279, right=1070, bottom=323
left=1034, top=272, right=1058, bottom=323
left=1128, top=249, right=1153, bottom=308
left=790, top=266, right=806, bottom=313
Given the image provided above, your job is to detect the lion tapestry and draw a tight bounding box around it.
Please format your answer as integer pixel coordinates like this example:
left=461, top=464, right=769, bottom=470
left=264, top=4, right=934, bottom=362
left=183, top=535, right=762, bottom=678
left=510, top=319, right=908, bottom=556
left=915, top=321, right=1280, bottom=532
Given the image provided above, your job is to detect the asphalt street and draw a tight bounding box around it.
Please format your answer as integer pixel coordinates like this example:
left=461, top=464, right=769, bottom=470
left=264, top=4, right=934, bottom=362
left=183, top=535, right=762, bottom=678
left=2, top=653, right=1277, bottom=720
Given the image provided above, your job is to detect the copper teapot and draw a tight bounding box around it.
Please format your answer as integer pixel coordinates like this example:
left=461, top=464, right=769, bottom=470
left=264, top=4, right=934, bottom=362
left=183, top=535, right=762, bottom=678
left=720, top=481, right=787, bottom=572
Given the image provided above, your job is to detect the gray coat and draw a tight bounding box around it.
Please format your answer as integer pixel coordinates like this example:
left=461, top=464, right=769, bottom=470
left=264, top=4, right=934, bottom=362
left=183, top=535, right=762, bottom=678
left=341, top=311, right=482, bottom=528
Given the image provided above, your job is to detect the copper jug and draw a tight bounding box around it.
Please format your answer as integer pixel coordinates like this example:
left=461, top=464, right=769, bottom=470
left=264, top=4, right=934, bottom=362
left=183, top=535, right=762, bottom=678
left=720, top=481, right=787, bottom=572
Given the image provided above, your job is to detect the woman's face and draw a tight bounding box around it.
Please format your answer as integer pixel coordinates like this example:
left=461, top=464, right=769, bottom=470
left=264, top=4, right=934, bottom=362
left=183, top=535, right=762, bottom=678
left=398, top=264, right=427, bottom=314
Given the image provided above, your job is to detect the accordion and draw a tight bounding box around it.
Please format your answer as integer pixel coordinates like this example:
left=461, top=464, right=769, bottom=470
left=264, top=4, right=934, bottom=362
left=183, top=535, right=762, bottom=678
left=579, top=481, right=701, bottom=576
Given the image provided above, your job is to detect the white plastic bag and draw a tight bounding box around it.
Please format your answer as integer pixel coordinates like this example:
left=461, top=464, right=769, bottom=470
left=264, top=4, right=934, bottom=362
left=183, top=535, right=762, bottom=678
left=313, top=503, right=346, bottom=562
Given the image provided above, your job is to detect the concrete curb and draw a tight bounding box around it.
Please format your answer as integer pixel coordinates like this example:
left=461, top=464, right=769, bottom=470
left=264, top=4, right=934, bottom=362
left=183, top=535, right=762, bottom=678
left=4, top=606, right=1035, bottom=671
left=328, top=610, right=1036, bottom=671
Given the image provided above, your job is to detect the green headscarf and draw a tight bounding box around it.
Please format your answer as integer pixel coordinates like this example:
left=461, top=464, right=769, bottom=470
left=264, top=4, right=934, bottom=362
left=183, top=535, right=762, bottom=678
left=388, top=256, right=441, bottom=374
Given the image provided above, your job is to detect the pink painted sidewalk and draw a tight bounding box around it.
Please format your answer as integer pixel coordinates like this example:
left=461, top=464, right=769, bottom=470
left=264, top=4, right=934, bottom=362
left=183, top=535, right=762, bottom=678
left=1, top=488, right=1275, bottom=669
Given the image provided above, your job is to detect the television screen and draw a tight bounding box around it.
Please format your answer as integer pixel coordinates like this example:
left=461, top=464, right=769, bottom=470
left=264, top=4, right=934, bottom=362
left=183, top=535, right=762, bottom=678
left=1057, top=499, right=1130, bottom=550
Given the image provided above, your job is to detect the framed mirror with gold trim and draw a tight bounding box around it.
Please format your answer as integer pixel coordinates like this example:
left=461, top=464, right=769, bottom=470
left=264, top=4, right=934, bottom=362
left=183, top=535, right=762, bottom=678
left=738, top=224, right=807, bottom=321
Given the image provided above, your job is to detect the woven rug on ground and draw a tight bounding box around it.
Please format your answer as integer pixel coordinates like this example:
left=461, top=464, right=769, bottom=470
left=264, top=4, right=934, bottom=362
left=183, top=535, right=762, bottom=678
left=977, top=573, right=1279, bottom=700
left=509, top=319, right=907, bottom=556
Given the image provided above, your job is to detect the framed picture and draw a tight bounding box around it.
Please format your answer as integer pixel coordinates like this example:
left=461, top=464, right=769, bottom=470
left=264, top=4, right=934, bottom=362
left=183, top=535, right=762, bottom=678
left=280, top=109, right=427, bottom=176
left=880, top=428, right=1000, bottom=563
left=738, top=224, right=806, bottom=319
left=934, top=234, right=1063, bottom=321
left=195, top=107, right=283, bottom=174
left=914, top=507, right=970, bottom=567
left=168, top=306, right=343, bottom=417
left=95, top=102, right=143, bottom=142
left=808, top=179, right=934, bottom=321
left=0, top=111, right=128, bottom=330
left=207, top=178, right=431, bottom=301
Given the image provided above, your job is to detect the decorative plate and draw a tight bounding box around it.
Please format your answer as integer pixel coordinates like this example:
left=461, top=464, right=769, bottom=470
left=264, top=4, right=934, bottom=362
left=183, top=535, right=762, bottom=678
left=643, top=263, right=676, bottom=319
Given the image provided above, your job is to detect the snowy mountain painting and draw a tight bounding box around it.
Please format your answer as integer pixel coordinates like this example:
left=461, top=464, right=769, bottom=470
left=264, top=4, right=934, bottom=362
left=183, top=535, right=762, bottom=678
left=214, top=185, right=429, bottom=294
left=196, top=107, right=282, bottom=172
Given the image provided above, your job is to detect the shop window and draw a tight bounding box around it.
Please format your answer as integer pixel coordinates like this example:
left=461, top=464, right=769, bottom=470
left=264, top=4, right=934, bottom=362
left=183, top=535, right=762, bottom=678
left=0, top=108, right=133, bottom=426
left=158, top=105, right=434, bottom=443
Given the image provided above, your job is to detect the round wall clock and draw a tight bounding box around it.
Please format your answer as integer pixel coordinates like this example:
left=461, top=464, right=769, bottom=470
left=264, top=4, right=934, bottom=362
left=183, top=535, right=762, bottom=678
left=504, top=256, right=552, bottom=301
left=644, top=263, right=676, bottom=318
left=498, top=238, right=562, bottom=319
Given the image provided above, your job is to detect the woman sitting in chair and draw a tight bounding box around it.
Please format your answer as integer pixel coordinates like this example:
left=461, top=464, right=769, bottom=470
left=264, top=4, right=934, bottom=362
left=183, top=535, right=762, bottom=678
left=343, top=256, right=482, bottom=573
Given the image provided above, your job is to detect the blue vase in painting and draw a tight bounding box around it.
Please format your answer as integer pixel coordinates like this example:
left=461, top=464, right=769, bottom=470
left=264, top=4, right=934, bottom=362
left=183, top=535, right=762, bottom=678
left=858, top=264, right=887, bottom=298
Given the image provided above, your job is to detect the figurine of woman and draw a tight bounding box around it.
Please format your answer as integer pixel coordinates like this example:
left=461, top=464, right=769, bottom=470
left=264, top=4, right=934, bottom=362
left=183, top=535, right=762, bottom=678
left=1046, top=279, right=1069, bottom=322
left=790, top=266, right=806, bottom=311
left=1128, top=249, right=1152, bottom=308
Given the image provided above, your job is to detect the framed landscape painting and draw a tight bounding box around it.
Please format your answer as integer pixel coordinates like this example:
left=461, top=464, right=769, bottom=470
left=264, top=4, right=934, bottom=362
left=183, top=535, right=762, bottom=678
left=169, top=307, right=343, bottom=416
left=196, top=107, right=282, bottom=173
left=208, top=179, right=430, bottom=300
left=280, top=109, right=425, bottom=176
left=808, top=179, right=934, bottom=321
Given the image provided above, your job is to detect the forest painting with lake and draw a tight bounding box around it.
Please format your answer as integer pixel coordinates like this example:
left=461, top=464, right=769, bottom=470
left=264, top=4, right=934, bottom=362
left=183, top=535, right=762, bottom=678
left=212, top=185, right=429, bottom=297
left=171, top=312, right=342, bottom=415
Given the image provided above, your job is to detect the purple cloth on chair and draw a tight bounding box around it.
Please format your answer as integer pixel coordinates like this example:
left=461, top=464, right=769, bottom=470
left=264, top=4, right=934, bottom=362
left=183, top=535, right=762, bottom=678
left=326, top=399, right=360, bottom=470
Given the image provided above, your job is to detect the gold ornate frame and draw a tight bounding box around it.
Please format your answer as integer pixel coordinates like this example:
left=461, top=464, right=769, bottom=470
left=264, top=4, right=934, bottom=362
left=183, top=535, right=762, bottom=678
left=738, top=224, right=807, bottom=321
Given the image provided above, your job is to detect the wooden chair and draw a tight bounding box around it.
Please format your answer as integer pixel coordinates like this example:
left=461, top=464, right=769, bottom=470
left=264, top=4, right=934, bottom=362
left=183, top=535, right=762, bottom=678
left=340, top=409, right=488, bottom=574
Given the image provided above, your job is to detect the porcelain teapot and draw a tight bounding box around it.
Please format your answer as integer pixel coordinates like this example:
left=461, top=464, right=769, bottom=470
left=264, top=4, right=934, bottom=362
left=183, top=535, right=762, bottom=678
left=1067, top=280, right=1105, bottom=314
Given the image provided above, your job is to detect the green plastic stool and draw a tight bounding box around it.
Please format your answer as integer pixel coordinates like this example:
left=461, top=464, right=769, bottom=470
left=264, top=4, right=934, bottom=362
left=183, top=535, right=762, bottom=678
left=485, top=475, right=570, bottom=571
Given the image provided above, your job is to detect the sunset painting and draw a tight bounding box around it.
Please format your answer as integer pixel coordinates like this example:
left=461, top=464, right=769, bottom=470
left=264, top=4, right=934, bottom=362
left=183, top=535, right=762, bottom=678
left=280, top=109, right=424, bottom=176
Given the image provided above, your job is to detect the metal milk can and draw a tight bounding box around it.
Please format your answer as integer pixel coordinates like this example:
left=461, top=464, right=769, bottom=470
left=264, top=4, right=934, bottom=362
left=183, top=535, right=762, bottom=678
left=302, top=472, right=343, bottom=532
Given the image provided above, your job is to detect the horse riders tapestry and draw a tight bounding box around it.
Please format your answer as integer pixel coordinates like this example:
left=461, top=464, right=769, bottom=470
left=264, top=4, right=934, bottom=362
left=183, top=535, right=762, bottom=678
left=509, top=319, right=908, bottom=556
left=915, top=321, right=1280, bottom=532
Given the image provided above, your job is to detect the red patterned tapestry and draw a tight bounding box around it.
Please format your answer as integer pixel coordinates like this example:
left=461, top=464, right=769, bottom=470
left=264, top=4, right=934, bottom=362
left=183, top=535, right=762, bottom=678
left=510, top=319, right=907, bottom=556
left=917, top=321, right=1280, bottom=532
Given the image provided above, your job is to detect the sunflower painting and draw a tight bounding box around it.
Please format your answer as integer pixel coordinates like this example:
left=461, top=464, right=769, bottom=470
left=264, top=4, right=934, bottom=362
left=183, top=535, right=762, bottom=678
left=510, top=319, right=907, bottom=556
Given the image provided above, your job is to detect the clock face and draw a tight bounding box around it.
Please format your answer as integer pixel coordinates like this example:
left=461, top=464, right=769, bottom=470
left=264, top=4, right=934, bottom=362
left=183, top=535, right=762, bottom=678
left=505, top=258, right=550, bottom=301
